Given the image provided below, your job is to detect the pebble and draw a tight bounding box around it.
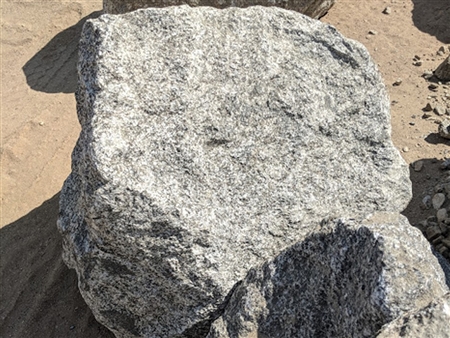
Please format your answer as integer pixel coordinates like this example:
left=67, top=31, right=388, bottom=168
left=382, top=6, right=391, bottom=14
left=429, top=83, right=439, bottom=90
left=442, top=159, right=450, bottom=170
left=393, top=78, right=402, bottom=86
left=39, top=121, right=44, bottom=126
left=439, top=46, right=446, bottom=54
left=434, top=104, right=446, bottom=116
left=368, top=30, right=377, bottom=35
left=437, top=208, right=448, bottom=223
left=422, top=70, right=433, bottom=79
left=424, top=103, right=434, bottom=111
left=413, top=160, right=424, bottom=172
left=414, top=60, right=423, bottom=66
left=422, top=112, right=433, bottom=118
left=402, top=146, right=409, bottom=152
left=432, top=193, right=446, bottom=210
left=426, top=225, right=442, bottom=241
left=422, top=195, right=432, bottom=209
left=439, top=120, right=450, bottom=139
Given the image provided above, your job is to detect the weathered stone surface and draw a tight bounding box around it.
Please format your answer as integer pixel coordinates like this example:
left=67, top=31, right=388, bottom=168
left=103, top=0, right=336, bottom=19
left=435, top=56, right=450, bottom=81
left=207, top=213, right=450, bottom=338
left=59, top=6, right=411, bottom=338
left=439, top=119, right=450, bottom=139
left=377, top=292, right=450, bottom=338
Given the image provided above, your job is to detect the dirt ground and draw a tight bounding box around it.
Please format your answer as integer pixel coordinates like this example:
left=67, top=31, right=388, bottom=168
left=1, top=0, right=449, bottom=337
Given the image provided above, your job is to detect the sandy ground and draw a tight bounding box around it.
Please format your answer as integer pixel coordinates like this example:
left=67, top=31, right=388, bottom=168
left=1, top=0, right=449, bottom=337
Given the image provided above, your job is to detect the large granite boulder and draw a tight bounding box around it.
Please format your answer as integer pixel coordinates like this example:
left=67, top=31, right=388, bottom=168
left=103, top=0, right=335, bottom=19
left=377, top=292, right=450, bottom=338
left=59, top=6, right=412, bottom=338
left=206, top=213, right=450, bottom=338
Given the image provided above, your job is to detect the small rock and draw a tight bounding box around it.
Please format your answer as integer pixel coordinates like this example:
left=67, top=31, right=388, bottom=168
left=402, top=146, right=409, bottom=152
left=434, top=104, right=446, bottom=116
left=424, top=103, right=434, bottom=111
left=382, top=6, right=391, bottom=14
left=414, top=55, right=421, bottom=61
left=422, top=70, right=434, bottom=79
left=437, top=208, right=448, bottom=223
left=439, top=119, right=450, bottom=139
left=422, top=112, right=433, bottom=118
left=435, top=56, right=450, bottom=81
left=438, top=46, right=446, bottom=54
left=422, top=195, right=432, bottom=209
left=39, top=121, right=44, bottom=126
left=409, top=121, right=415, bottom=126
left=426, top=225, right=442, bottom=241
left=393, top=78, right=402, bottom=86
left=437, top=51, right=444, bottom=57
left=70, top=325, right=75, bottom=330
left=432, top=235, right=444, bottom=246
left=429, top=83, right=439, bottom=90
left=368, top=30, right=377, bottom=35
left=441, top=159, right=450, bottom=170
left=413, top=160, right=424, bottom=172
left=414, top=60, right=423, bottom=67
left=442, top=238, right=450, bottom=248
left=432, top=193, right=446, bottom=210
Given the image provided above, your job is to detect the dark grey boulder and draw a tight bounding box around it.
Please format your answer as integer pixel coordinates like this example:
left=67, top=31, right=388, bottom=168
left=59, top=6, right=411, bottom=338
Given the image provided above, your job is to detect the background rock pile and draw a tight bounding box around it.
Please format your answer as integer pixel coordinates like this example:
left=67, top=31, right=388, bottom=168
left=415, top=159, right=450, bottom=260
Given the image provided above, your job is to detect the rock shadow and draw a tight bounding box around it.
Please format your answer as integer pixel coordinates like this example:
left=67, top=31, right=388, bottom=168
left=411, top=0, right=450, bottom=43
left=22, top=11, right=102, bottom=94
left=0, top=193, right=114, bottom=338
left=401, top=157, right=448, bottom=227
left=425, top=133, right=450, bottom=146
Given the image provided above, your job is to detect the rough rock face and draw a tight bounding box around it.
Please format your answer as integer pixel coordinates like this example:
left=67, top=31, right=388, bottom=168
left=103, top=0, right=335, bottom=19
left=377, top=292, right=450, bottom=338
left=435, top=56, right=450, bottom=81
left=59, top=6, right=411, bottom=338
left=207, top=213, right=450, bottom=338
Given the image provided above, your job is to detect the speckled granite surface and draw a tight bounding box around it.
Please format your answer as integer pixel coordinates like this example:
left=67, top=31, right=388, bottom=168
left=59, top=6, right=412, bottom=337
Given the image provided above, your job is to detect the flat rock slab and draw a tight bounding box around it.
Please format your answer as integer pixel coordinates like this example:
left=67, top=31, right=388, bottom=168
left=207, top=213, right=450, bottom=338
left=103, top=0, right=336, bottom=19
left=59, top=6, right=411, bottom=338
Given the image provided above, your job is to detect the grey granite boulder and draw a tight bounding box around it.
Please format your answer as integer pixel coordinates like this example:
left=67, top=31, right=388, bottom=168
left=103, top=0, right=335, bottom=19
left=377, top=292, right=450, bottom=338
left=59, top=6, right=411, bottom=338
left=207, top=213, right=450, bottom=338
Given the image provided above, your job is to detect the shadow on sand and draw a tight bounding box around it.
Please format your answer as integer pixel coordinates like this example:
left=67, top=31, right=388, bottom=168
left=22, top=11, right=102, bottom=94
left=411, top=0, right=450, bottom=43
left=402, top=157, right=449, bottom=226
left=0, top=193, right=114, bottom=338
